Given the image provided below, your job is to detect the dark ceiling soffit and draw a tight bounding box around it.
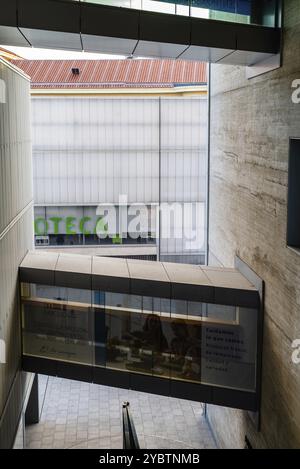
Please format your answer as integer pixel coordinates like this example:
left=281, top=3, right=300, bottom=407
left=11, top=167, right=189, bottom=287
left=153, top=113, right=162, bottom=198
left=190, top=17, right=236, bottom=50
left=11, top=0, right=281, bottom=54
left=2, top=0, right=17, bottom=26
left=235, top=24, right=281, bottom=54
left=18, top=0, right=81, bottom=34
left=81, top=3, right=140, bottom=40
left=138, top=10, right=191, bottom=45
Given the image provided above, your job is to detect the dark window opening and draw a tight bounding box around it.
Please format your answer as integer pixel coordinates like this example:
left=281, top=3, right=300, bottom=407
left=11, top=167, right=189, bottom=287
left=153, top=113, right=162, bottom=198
left=34, top=234, right=156, bottom=247
left=287, top=138, right=300, bottom=248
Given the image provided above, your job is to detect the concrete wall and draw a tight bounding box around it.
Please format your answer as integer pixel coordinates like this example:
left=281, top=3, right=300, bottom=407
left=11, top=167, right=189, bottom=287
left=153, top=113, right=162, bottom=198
left=0, top=58, right=33, bottom=448
left=207, top=0, right=300, bottom=449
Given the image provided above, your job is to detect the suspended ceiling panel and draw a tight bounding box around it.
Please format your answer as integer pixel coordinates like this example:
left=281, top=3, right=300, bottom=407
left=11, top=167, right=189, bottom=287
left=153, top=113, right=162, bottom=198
left=218, top=50, right=276, bottom=66
left=82, top=34, right=137, bottom=55
left=0, top=26, right=30, bottom=47
left=134, top=40, right=188, bottom=59
left=179, top=45, right=234, bottom=63
left=19, top=29, right=82, bottom=51
left=246, top=52, right=281, bottom=79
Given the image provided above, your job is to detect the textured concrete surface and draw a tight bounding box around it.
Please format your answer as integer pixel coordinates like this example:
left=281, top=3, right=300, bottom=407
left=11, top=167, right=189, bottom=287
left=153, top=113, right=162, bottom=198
left=208, top=0, right=300, bottom=449
left=0, top=59, right=33, bottom=448
left=25, top=376, right=216, bottom=449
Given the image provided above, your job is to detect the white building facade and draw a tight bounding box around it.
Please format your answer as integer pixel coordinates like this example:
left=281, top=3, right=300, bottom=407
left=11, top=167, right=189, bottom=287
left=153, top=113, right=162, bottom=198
left=16, top=60, right=208, bottom=264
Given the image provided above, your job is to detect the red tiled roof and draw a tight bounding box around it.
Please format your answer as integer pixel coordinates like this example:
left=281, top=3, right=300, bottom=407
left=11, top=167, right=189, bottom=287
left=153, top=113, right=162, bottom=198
left=0, top=47, right=23, bottom=61
left=11, top=59, right=207, bottom=89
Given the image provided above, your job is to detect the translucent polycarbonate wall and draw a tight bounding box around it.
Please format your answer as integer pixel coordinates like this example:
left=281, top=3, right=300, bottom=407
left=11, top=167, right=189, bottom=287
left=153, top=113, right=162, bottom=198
left=21, top=283, right=258, bottom=393
left=32, top=96, right=207, bottom=207
left=32, top=97, right=160, bottom=206
left=160, top=97, right=207, bottom=262
left=71, top=0, right=279, bottom=27
left=32, top=96, right=208, bottom=262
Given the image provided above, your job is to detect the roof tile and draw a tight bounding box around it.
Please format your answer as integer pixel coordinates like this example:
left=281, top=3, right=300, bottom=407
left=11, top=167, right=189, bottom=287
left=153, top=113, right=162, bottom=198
left=11, top=59, right=207, bottom=89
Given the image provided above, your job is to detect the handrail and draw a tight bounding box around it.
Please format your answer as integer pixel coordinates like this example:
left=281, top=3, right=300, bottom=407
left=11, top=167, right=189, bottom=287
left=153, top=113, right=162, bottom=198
left=122, top=402, right=140, bottom=450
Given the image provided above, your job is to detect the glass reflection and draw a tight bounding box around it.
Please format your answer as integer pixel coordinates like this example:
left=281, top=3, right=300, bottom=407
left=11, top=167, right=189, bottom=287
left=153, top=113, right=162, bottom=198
left=21, top=283, right=94, bottom=365
left=71, top=0, right=278, bottom=27
left=21, top=283, right=258, bottom=392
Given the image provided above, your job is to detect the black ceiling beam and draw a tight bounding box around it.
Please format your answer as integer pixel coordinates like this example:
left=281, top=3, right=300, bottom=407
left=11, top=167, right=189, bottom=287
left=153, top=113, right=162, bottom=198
left=0, top=0, right=281, bottom=60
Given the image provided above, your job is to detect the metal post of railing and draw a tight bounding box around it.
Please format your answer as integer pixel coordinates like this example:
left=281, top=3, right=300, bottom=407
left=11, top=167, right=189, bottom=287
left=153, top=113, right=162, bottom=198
left=122, top=402, right=140, bottom=450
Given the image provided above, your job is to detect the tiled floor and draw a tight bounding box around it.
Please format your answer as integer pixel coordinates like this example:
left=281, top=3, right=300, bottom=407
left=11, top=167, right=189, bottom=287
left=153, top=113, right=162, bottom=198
left=26, top=376, right=217, bottom=449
